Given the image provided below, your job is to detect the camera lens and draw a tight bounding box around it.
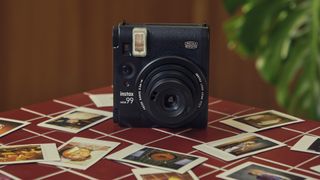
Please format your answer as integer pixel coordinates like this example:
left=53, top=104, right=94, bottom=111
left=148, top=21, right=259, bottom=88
left=148, top=78, right=191, bottom=119
left=136, top=56, right=207, bottom=128
left=163, top=95, right=178, bottom=111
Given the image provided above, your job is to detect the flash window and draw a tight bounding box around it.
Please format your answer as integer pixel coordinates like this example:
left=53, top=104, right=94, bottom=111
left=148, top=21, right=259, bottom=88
left=132, top=27, right=147, bottom=57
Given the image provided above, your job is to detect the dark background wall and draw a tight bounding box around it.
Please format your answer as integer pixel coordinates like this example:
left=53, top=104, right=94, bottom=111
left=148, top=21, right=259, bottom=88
left=0, top=0, right=279, bottom=112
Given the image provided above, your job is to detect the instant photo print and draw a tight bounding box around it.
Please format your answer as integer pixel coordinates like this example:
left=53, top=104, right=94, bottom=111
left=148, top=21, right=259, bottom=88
left=38, top=107, right=112, bottom=133
left=193, top=133, right=285, bottom=161
left=132, top=168, right=198, bottom=180
left=107, top=144, right=207, bottom=174
left=41, top=137, right=120, bottom=170
left=217, top=162, right=313, bottom=180
left=291, top=135, right=320, bottom=155
left=221, top=110, right=304, bottom=132
left=0, top=143, right=60, bottom=165
left=0, top=118, right=30, bottom=138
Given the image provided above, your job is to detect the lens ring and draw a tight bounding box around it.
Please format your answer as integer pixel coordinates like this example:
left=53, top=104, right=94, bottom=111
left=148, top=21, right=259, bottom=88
left=135, top=56, right=208, bottom=128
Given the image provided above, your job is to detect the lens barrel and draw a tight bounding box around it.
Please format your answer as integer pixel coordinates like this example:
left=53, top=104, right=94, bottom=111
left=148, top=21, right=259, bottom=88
left=136, top=56, right=207, bottom=128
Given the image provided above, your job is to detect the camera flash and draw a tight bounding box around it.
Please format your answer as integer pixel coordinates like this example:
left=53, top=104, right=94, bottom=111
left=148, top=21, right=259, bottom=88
left=132, top=27, right=147, bottom=57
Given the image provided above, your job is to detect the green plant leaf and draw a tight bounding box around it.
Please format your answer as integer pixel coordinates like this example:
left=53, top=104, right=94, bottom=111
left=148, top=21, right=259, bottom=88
left=223, top=0, right=248, bottom=14
left=223, top=0, right=320, bottom=119
left=256, top=7, right=307, bottom=83
left=238, top=0, right=290, bottom=55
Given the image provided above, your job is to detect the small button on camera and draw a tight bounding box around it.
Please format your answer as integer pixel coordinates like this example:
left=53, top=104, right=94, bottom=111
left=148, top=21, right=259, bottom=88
left=121, top=65, right=132, bottom=75
left=120, top=63, right=135, bottom=79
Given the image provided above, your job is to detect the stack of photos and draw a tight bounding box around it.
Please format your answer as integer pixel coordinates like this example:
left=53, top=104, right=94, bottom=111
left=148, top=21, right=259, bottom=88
left=217, top=162, right=313, bottom=180
left=38, top=107, right=113, bottom=133
left=132, top=168, right=198, bottom=180
left=193, top=133, right=285, bottom=161
left=107, top=144, right=207, bottom=174
left=221, top=110, right=304, bottom=132
left=0, top=144, right=60, bottom=165
left=41, top=137, right=120, bottom=170
left=0, top=118, right=30, bottom=137
left=291, top=135, right=320, bottom=155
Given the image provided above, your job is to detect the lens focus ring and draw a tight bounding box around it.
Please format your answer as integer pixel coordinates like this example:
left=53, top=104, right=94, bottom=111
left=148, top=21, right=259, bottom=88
left=135, top=56, right=207, bottom=128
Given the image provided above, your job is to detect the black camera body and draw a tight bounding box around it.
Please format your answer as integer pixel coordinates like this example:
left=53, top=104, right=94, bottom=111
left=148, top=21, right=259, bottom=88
left=113, top=23, right=209, bottom=128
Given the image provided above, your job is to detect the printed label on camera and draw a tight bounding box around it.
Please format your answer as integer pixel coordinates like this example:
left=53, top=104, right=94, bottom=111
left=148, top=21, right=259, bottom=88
left=119, top=91, right=134, bottom=105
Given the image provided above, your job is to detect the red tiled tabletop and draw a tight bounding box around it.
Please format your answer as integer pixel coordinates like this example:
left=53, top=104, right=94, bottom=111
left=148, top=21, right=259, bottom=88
left=0, top=86, right=319, bottom=180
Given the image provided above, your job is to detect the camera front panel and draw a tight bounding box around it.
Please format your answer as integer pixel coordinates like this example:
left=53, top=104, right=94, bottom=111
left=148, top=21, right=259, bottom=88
left=113, top=23, right=209, bottom=128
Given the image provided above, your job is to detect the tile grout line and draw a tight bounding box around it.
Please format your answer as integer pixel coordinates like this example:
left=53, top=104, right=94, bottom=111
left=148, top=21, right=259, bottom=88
left=58, top=167, right=98, bottom=180
left=232, top=107, right=256, bottom=116
left=112, top=173, right=133, bottom=180
left=202, top=163, right=224, bottom=171
left=34, top=170, right=66, bottom=180
left=283, top=126, right=320, bottom=144
left=174, top=133, right=206, bottom=144
left=199, top=158, right=248, bottom=179
left=53, top=99, right=96, bottom=109
left=118, top=161, right=140, bottom=168
left=222, top=158, right=248, bottom=169
left=5, top=135, right=39, bottom=146
left=208, top=115, right=234, bottom=125
left=294, top=167, right=320, bottom=177
left=151, top=128, right=206, bottom=144
left=22, top=128, right=64, bottom=144
left=53, top=99, right=78, bottom=108
left=143, top=134, right=174, bottom=146
left=26, top=116, right=44, bottom=122
left=109, top=128, right=131, bottom=135
left=288, top=154, right=320, bottom=171
left=198, top=169, right=220, bottom=179
left=82, top=103, right=95, bottom=107
left=207, top=107, right=256, bottom=125
left=208, top=125, right=240, bottom=135
left=253, top=156, right=294, bottom=169
left=208, top=100, right=222, bottom=106
left=20, top=108, right=47, bottom=118
left=187, top=149, right=198, bottom=154
left=281, top=127, right=305, bottom=134
left=89, top=129, right=138, bottom=145
left=208, top=109, right=229, bottom=116
left=151, top=128, right=192, bottom=135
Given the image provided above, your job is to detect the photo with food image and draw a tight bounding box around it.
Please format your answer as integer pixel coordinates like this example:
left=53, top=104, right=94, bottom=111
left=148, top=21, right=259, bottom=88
left=140, top=172, right=195, bottom=180
left=124, top=147, right=198, bottom=170
left=41, top=137, right=119, bottom=170
left=235, top=112, right=294, bottom=129
left=218, top=162, right=309, bottom=180
left=0, top=145, right=43, bottom=163
left=215, top=135, right=278, bottom=156
left=46, top=111, right=106, bottom=130
left=0, top=118, right=29, bottom=137
left=221, top=110, right=304, bottom=133
left=233, top=111, right=297, bottom=129
left=59, top=141, right=110, bottom=162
